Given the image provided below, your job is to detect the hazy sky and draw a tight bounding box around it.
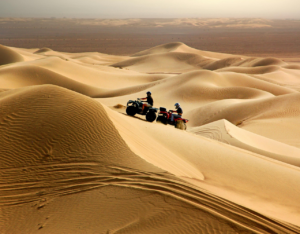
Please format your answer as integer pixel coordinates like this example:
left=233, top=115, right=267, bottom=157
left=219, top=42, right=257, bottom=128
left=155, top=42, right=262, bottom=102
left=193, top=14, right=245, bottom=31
left=0, top=0, right=299, bottom=18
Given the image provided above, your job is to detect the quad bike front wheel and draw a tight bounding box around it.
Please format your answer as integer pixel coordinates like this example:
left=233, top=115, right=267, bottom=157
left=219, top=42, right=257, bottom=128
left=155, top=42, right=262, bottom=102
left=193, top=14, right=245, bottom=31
left=126, top=105, right=137, bottom=116
left=175, top=120, right=186, bottom=130
left=146, top=111, right=157, bottom=122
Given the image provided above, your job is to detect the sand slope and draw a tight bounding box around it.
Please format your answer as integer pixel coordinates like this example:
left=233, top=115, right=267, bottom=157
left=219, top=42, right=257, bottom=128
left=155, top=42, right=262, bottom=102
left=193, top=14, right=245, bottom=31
left=1, top=42, right=300, bottom=233
left=0, top=44, right=24, bottom=66
left=96, top=69, right=296, bottom=114
left=132, top=42, right=240, bottom=59
left=2, top=85, right=299, bottom=233
left=190, top=119, right=300, bottom=167
left=112, top=42, right=291, bottom=73
left=104, top=105, right=300, bottom=226
left=185, top=93, right=300, bottom=148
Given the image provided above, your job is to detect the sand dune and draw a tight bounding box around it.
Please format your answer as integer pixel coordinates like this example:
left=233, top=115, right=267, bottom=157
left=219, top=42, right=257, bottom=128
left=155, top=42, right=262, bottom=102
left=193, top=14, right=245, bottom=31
left=190, top=119, right=300, bottom=167
left=2, top=85, right=299, bottom=233
left=113, top=43, right=245, bottom=73
left=132, top=42, right=237, bottom=59
left=97, top=70, right=296, bottom=113
left=186, top=92, right=300, bottom=126
left=0, top=64, right=169, bottom=98
left=284, top=64, right=300, bottom=70
left=217, top=64, right=300, bottom=92
left=69, top=52, right=128, bottom=65
left=0, top=44, right=24, bottom=65
left=0, top=85, right=159, bottom=170
left=74, top=18, right=274, bottom=28
left=0, top=53, right=171, bottom=98
left=0, top=64, right=102, bottom=93
left=1, top=42, right=300, bottom=233
left=132, top=42, right=187, bottom=57
left=104, top=104, right=300, bottom=227
left=3, top=56, right=167, bottom=88
left=217, top=64, right=282, bottom=74
left=113, top=43, right=290, bottom=73
left=34, top=47, right=53, bottom=54
left=185, top=93, right=300, bottom=148
left=203, top=56, right=243, bottom=70
left=233, top=57, right=287, bottom=67
left=112, top=52, right=212, bottom=73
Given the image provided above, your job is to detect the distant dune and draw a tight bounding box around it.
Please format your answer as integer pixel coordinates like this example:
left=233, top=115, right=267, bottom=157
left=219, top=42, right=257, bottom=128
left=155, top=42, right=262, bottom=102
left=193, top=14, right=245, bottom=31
left=1, top=42, right=300, bottom=233
left=59, top=18, right=275, bottom=28
left=2, top=18, right=300, bottom=58
left=0, top=44, right=24, bottom=65
left=33, top=47, right=53, bottom=54
left=112, top=42, right=289, bottom=73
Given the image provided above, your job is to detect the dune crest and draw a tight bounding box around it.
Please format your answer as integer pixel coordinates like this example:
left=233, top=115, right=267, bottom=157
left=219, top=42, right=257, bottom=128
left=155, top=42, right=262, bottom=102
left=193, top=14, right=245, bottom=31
left=34, top=47, right=53, bottom=54
left=132, top=42, right=240, bottom=59
left=132, top=42, right=185, bottom=56
left=0, top=44, right=24, bottom=66
left=112, top=42, right=290, bottom=73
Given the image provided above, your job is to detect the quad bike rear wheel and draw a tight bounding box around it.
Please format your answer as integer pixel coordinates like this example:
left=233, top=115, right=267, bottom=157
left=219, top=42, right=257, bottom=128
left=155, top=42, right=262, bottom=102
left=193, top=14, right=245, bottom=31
left=126, top=105, right=137, bottom=116
left=146, top=111, right=157, bottom=122
left=156, top=115, right=168, bottom=124
left=156, top=115, right=166, bottom=124
left=175, top=120, right=186, bottom=130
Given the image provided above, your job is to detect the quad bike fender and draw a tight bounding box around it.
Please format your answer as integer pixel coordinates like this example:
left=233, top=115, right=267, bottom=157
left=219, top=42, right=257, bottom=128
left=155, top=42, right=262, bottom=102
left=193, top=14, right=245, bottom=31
left=175, top=118, right=189, bottom=123
left=127, top=100, right=134, bottom=106
left=148, top=108, right=158, bottom=113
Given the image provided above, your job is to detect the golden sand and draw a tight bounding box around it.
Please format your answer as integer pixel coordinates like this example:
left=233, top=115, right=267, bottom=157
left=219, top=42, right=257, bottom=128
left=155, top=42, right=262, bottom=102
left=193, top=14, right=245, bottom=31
left=1, top=42, right=300, bottom=233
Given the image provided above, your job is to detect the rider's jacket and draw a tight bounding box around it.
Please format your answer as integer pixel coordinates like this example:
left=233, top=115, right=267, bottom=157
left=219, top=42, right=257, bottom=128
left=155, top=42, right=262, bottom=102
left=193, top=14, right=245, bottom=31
left=146, top=96, right=153, bottom=106
left=177, top=107, right=183, bottom=115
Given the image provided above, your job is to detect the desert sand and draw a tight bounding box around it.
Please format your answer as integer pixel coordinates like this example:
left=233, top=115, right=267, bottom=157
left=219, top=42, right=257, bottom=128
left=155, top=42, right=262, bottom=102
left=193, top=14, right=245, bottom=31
left=1, top=41, right=300, bottom=233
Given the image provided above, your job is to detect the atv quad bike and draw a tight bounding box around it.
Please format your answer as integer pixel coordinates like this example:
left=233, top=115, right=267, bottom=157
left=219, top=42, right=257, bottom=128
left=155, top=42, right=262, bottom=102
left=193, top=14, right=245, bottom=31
left=126, top=98, right=158, bottom=122
left=156, top=107, right=188, bottom=130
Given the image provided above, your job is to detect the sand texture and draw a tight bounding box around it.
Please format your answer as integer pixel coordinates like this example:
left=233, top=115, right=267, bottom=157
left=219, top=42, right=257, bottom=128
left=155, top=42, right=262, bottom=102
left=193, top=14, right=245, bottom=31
left=1, top=42, right=300, bottom=233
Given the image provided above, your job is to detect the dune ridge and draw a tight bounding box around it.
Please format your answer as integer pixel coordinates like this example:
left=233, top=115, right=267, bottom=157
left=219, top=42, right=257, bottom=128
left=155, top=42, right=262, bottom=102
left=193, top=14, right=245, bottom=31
left=34, top=47, right=53, bottom=54
left=190, top=119, right=300, bottom=167
left=0, top=44, right=24, bottom=66
left=112, top=42, right=289, bottom=73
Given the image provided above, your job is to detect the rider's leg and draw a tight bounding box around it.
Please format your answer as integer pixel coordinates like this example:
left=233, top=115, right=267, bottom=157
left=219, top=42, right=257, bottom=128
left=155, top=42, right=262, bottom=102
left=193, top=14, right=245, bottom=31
left=172, top=114, right=181, bottom=122
left=142, top=103, right=151, bottom=112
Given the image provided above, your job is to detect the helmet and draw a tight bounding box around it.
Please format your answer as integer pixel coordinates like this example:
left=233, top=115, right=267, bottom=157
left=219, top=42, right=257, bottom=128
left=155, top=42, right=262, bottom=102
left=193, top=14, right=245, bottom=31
left=174, top=103, right=180, bottom=109
left=146, top=91, right=151, bottom=95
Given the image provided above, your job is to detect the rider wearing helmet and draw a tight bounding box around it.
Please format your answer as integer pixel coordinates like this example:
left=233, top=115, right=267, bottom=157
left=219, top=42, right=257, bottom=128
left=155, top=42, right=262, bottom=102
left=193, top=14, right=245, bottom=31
left=170, top=103, right=183, bottom=122
left=140, top=91, right=153, bottom=112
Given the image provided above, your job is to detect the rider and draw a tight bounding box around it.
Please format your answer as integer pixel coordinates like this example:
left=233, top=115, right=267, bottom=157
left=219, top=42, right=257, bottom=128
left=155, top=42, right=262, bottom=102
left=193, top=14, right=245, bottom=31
left=170, top=103, right=183, bottom=122
left=140, top=91, right=153, bottom=112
